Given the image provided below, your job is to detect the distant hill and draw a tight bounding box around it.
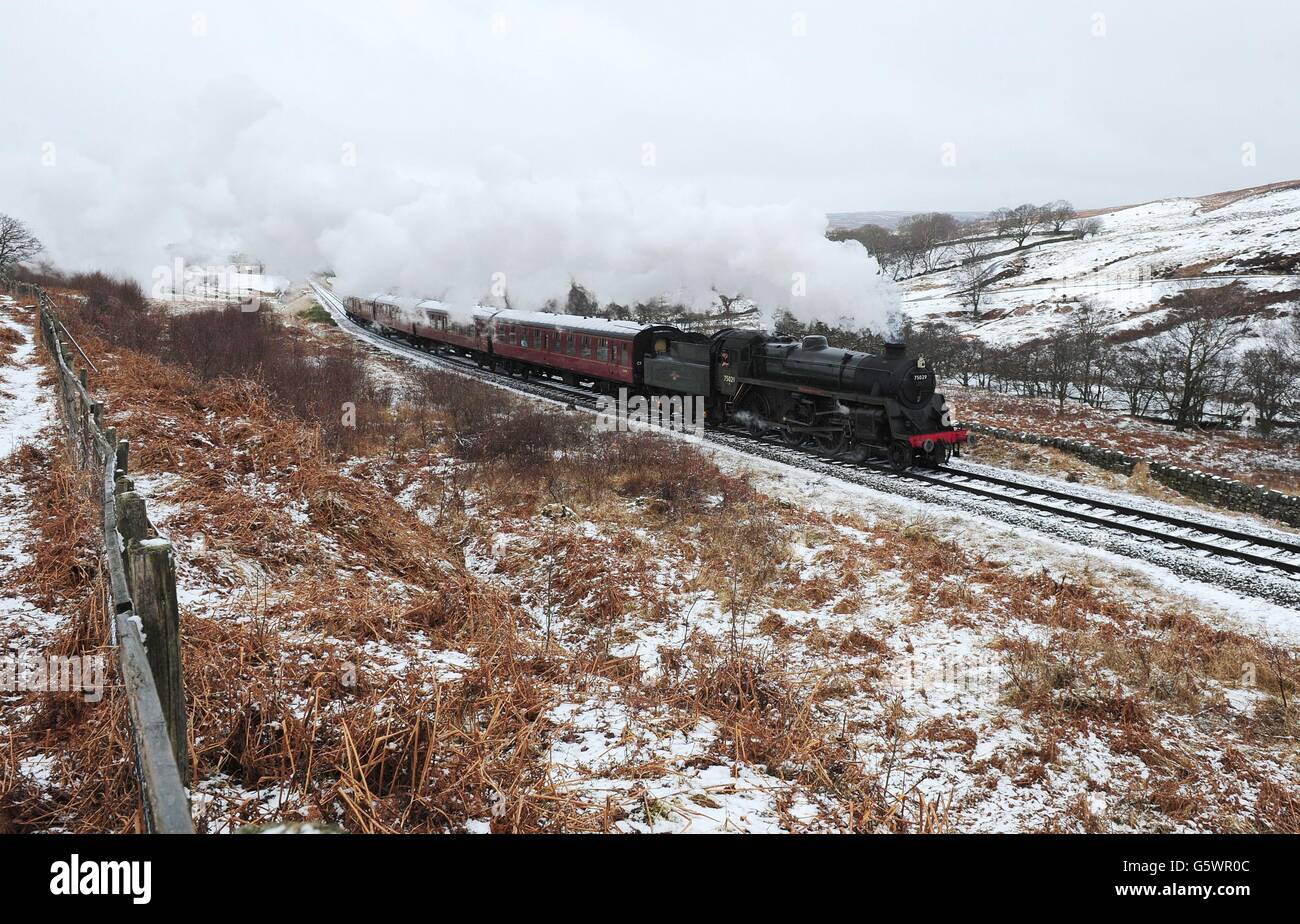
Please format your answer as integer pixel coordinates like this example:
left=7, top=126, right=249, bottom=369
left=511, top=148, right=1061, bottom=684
left=827, top=210, right=989, bottom=231
left=899, top=180, right=1300, bottom=349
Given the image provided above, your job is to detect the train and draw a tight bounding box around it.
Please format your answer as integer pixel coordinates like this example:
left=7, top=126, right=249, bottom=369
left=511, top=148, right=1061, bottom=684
left=340, top=293, right=969, bottom=468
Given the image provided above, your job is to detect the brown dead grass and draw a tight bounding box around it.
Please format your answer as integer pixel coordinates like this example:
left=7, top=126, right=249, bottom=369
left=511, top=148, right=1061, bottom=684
left=952, top=385, right=1300, bottom=497
left=9, top=276, right=1298, bottom=833
left=0, top=431, right=143, bottom=833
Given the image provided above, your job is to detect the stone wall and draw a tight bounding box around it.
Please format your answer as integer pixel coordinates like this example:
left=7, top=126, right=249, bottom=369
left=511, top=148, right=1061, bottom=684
left=968, top=423, right=1300, bottom=527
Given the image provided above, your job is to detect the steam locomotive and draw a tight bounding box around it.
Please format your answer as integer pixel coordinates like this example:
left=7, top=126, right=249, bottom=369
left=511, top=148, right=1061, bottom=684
left=341, top=293, right=968, bottom=468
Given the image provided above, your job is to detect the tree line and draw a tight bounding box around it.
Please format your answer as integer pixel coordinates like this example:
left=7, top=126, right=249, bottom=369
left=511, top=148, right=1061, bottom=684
left=904, top=285, right=1297, bottom=433
left=829, top=201, right=1103, bottom=282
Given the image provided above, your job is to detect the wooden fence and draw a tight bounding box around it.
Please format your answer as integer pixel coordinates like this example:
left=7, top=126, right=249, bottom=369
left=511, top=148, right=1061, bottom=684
left=2, top=277, right=194, bottom=834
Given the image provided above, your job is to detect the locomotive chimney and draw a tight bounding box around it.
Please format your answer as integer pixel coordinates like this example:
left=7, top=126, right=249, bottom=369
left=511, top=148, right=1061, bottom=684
left=884, top=341, right=906, bottom=358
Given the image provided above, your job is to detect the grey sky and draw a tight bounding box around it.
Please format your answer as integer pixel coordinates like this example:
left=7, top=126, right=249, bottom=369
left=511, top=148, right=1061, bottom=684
left=1, top=0, right=1296, bottom=306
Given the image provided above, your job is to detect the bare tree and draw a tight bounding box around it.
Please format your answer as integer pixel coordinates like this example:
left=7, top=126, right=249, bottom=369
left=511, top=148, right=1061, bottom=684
left=1153, top=310, right=1240, bottom=430
left=1239, top=345, right=1298, bottom=433
left=1111, top=344, right=1158, bottom=417
left=898, top=212, right=959, bottom=274
left=1042, top=200, right=1077, bottom=233
left=1002, top=204, right=1044, bottom=247
left=1071, top=216, right=1103, bottom=238
left=0, top=214, right=43, bottom=272
left=565, top=281, right=599, bottom=315
left=1071, top=302, right=1108, bottom=405
left=988, top=208, right=1012, bottom=237
left=954, top=236, right=990, bottom=263
left=1042, top=329, right=1079, bottom=410
left=955, top=259, right=1002, bottom=319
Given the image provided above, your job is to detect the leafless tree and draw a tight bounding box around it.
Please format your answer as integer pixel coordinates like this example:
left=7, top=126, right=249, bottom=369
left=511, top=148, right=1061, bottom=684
left=898, top=212, right=959, bottom=274
left=1041, top=329, right=1080, bottom=409
left=0, top=214, right=43, bottom=272
left=1111, top=344, right=1159, bottom=417
left=1002, top=204, right=1044, bottom=247
left=1152, top=310, right=1240, bottom=430
left=954, top=236, right=990, bottom=263
left=1042, top=200, right=1077, bottom=233
left=1071, top=216, right=1103, bottom=238
left=1239, top=345, right=1299, bottom=433
left=1071, top=302, right=1109, bottom=405
left=955, top=259, right=1002, bottom=319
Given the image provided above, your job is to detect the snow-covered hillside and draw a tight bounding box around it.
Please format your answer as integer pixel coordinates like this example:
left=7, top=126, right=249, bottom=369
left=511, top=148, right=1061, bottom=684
left=900, top=181, right=1300, bottom=346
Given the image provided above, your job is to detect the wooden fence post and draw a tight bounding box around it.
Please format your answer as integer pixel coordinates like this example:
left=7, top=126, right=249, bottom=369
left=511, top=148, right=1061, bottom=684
left=126, top=538, right=189, bottom=782
left=116, top=491, right=151, bottom=544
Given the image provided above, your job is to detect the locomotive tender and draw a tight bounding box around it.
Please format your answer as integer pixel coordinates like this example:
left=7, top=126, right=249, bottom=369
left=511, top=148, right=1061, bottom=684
left=340, top=293, right=968, bottom=468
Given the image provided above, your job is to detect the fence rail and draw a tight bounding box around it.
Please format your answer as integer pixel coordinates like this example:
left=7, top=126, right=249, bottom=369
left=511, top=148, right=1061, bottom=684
left=2, top=277, right=193, bottom=834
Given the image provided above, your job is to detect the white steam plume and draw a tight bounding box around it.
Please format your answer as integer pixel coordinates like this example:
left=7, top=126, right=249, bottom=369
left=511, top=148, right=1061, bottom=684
left=322, top=149, right=900, bottom=333
left=5, top=79, right=899, bottom=334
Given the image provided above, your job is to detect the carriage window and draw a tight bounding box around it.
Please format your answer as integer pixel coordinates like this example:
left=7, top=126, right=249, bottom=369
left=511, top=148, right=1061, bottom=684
left=597, top=339, right=609, bottom=362
left=552, top=332, right=562, bottom=352
left=519, top=328, right=528, bottom=348
left=581, top=337, right=591, bottom=359
left=566, top=334, right=576, bottom=356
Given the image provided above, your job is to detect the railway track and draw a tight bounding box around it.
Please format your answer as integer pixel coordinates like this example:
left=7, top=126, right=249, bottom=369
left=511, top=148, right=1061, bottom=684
left=897, top=466, right=1300, bottom=575
left=309, top=280, right=1300, bottom=597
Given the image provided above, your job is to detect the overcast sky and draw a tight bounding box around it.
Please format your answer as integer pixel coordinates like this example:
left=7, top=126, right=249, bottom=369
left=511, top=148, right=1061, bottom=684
left=1, top=0, right=1296, bottom=313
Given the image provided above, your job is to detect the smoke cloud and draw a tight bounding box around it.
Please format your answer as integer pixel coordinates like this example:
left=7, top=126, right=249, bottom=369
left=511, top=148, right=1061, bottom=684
left=321, top=150, right=899, bottom=331
left=5, top=74, right=899, bottom=333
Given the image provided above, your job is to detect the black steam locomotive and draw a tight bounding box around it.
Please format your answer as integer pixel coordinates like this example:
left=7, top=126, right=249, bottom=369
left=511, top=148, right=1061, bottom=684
left=342, top=293, right=967, bottom=468
left=643, top=330, right=967, bottom=468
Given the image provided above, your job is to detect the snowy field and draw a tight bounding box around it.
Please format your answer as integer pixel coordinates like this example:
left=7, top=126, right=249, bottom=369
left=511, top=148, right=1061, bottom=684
left=901, top=183, right=1300, bottom=347
left=0, top=296, right=59, bottom=753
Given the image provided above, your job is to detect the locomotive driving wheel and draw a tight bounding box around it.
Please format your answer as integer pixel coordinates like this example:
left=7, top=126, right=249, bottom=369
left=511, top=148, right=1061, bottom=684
left=814, top=430, right=848, bottom=455
left=781, top=426, right=810, bottom=448
left=888, top=440, right=914, bottom=471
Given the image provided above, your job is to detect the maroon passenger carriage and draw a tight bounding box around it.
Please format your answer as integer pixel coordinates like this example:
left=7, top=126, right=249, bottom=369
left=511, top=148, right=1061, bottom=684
left=340, top=293, right=684, bottom=393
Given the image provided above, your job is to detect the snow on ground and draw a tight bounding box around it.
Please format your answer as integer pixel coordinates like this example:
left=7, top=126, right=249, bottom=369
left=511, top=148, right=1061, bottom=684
left=901, top=183, right=1300, bottom=345
left=0, top=301, right=52, bottom=457
left=0, top=295, right=58, bottom=729
left=722, top=446, right=1300, bottom=645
